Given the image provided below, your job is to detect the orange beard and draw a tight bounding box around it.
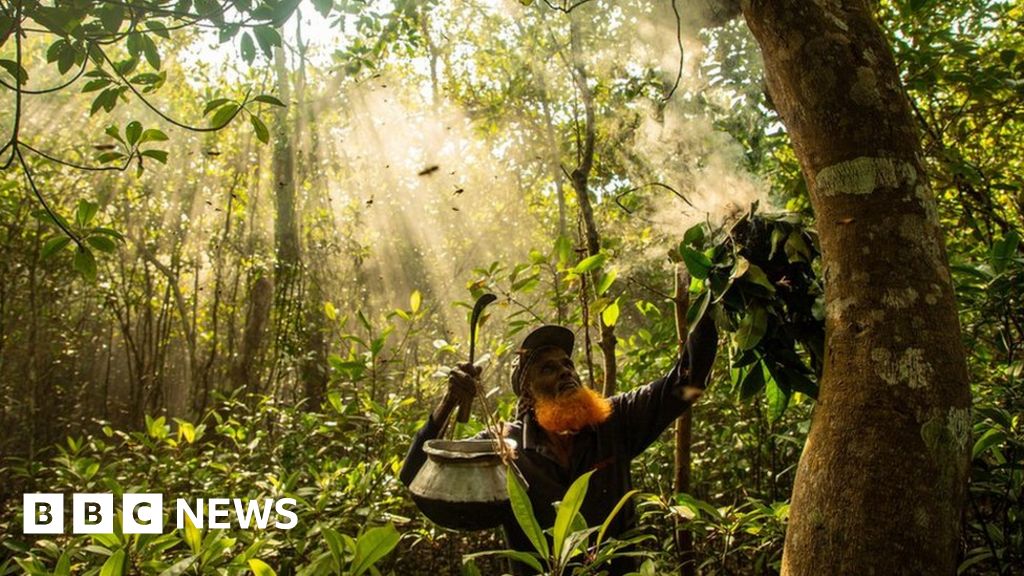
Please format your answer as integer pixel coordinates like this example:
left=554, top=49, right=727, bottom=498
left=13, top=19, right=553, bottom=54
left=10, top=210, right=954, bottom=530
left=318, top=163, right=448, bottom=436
left=534, top=386, right=612, bottom=434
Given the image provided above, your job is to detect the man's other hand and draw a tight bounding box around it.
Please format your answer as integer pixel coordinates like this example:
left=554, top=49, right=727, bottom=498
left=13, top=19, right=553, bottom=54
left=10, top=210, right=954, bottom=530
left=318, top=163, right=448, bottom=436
left=447, top=362, right=481, bottom=405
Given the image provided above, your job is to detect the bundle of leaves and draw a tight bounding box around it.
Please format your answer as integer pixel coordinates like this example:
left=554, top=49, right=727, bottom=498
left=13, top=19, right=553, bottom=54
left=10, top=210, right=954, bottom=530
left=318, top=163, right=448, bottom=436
left=675, top=203, right=824, bottom=421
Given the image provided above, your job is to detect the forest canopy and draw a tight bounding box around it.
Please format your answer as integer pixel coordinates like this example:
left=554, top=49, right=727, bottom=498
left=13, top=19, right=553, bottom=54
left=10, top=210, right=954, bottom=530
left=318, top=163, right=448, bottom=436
left=0, top=0, right=1021, bottom=574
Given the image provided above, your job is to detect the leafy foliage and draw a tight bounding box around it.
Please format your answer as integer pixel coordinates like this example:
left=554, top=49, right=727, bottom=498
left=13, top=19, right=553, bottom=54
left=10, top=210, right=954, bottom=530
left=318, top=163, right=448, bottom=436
left=678, top=204, right=823, bottom=421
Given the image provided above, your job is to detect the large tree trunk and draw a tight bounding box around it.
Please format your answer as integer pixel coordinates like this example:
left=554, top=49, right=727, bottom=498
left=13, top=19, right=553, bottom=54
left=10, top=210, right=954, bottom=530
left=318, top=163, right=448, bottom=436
left=740, top=1, right=971, bottom=573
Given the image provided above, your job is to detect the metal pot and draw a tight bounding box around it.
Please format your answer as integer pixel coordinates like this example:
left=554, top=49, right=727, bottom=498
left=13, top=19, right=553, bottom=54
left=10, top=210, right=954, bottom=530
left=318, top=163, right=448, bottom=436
left=409, top=438, right=517, bottom=531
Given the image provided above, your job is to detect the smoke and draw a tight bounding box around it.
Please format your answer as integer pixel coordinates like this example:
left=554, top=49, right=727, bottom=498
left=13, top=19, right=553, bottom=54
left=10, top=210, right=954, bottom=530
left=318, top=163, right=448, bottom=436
left=320, top=73, right=543, bottom=336
left=578, top=0, right=762, bottom=240
left=634, top=107, right=766, bottom=234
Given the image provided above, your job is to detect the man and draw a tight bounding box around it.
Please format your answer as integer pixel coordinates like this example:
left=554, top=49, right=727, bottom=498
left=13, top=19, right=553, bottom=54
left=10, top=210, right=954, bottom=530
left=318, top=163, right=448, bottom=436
left=400, top=316, right=717, bottom=574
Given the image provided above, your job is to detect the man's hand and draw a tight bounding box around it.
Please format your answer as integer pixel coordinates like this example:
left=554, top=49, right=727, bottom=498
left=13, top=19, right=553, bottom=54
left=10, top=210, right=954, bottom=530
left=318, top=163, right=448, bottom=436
left=432, top=362, right=481, bottom=425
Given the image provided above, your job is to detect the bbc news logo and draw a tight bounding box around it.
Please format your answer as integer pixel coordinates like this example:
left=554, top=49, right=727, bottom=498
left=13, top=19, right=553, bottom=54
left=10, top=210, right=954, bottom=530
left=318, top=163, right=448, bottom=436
left=23, top=494, right=298, bottom=534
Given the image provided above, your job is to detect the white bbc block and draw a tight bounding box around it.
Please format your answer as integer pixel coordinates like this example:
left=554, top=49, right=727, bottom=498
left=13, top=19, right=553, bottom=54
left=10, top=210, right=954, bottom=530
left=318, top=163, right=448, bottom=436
left=23, top=493, right=64, bottom=534
left=72, top=493, right=114, bottom=534
left=123, top=493, right=163, bottom=534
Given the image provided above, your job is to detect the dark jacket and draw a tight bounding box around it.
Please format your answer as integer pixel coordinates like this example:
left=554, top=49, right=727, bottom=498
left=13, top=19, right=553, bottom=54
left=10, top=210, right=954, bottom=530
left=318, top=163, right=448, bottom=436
left=401, top=317, right=717, bottom=575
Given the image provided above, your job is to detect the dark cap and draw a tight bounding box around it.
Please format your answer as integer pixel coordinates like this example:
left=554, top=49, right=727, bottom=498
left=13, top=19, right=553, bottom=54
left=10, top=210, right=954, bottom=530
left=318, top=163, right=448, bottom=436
left=511, top=325, right=575, bottom=395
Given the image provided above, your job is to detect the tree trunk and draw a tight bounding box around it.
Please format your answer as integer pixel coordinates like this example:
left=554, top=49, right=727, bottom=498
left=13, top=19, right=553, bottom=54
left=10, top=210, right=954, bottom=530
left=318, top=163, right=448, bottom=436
left=568, top=14, right=617, bottom=397
left=231, top=276, right=273, bottom=395
left=272, top=42, right=300, bottom=272
left=740, top=2, right=971, bottom=573
left=268, top=35, right=303, bottom=395
left=672, top=265, right=694, bottom=576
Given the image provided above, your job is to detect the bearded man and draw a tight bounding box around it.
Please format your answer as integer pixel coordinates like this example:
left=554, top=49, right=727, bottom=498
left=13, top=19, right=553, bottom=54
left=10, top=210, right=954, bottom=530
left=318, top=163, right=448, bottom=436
left=400, top=316, right=717, bottom=574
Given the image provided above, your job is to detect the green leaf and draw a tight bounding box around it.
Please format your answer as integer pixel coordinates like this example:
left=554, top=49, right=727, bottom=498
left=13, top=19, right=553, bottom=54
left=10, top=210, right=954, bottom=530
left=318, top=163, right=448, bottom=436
left=140, top=34, right=161, bottom=69
left=357, top=309, right=371, bottom=331
left=312, top=0, right=334, bottom=18
left=55, top=41, right=79, bottom=75
left=250, top=114, right=269, bottom=144
left=322, top=527, right=345, bottom=569
left=990, top=230, right=1020, bottom=274
left=87, top=235, right=118, bottom=253
left=141, top=149, right=168, bottom=164
left=462, top=550, right=544, bottom=574
left=182, top=517, right=201, bottom=554
left=350, top=524, right=400, bottom=576
left=92, top=227, right=125, bottom=241
left=596, top=269, right=617, bottom=296
left=42, top=236, right=71, bottom=259
left=775, top=365, right=818, bottom=399
left=47, top=39, right=67, bottom=63
left=972, top=427, right=1006, bottom=459
left=682, top=222, right=704, bottom=247
left=90, top=88, right=120, bottom=116
left=218, top=23, right=240, bottom=42
left=139, top=128, right=168, bottom=144
left=685, top=289, right=710, bottom=329
left=104, top=124, right=123, bottom=144
left=252, top=94, right=286, bottom=107
left=96, top=4, right=124, bottom=33
left=738, top=361, right=766, bottom=400
left=145, top=20, right=171, bottom=39
left=125, top=121, right=142, bottom=146
left=253, top=26, right=281, bottom=57
left=769, top=226, right=786, bottom=259
left=410, top=290, right=421, bottom=313
left=271, top=0, right=302, bottom=24
left=204, top=98, right=231, bottom=115
left=680, top=246, right=711, bottom=280
left=157, top=555, right=198, bottom=576
left=240, top=32, right=256, bottom=64
left=908, top=0, right=933, bottom=13
left=53, top=550, right=71, bottom=576
left=784, top=232, right=812, bottom=263
left=601, top=298, right=620, bottom=327
left=741, top=263, right=776, bottom=294
left=733, top=306, right=768, bottom=351
left=552, top=470, right=593, bottom=562
left=554, top=234, right=572, bottom=265
left=595, top=489, right=639, bottom=552
left=82, top=78, right=112, bottom=92
left=507, top=467, right=549, bottom=558
left=324, top=301, right=337, bottom=320
left=211, top=103, right=239, bottom=128
left=247, top=559, right=276, bottom=576
left=176, top=420, right=196, bottom=443
left=765, top=378, right=790, bottom=422
left=729, top=256, right=750, bottom=280
left=96, top=151, right=125, bottom=163
left=28, top=5, right=85, bottom=35
left=573, top=253, right=607, bottom=274
left=76, top=200, right=100, bottom=227
left=0, top=14, right=12, bottom=44
left=0, top=58, right=28, bottom=84
left=99, top=549, right=125, bottom=576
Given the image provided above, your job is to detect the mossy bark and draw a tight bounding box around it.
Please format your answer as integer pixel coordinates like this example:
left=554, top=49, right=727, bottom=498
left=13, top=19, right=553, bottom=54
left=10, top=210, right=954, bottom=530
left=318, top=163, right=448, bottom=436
left=740, top=1, right=971, bottom=573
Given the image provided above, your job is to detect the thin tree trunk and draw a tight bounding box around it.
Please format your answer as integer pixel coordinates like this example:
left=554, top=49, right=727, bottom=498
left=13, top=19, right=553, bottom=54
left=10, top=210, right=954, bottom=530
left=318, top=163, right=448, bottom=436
left=741, top=2, right=971, bottom=573
left=672, top=265, right=694, bottom=576
left=293, top=18, right=328, bottom=409
left=231, top=276, right=273, bottom=395
left=568, top=15, right=617, bottom=396
left=268, top=32, right=302, bottom=397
